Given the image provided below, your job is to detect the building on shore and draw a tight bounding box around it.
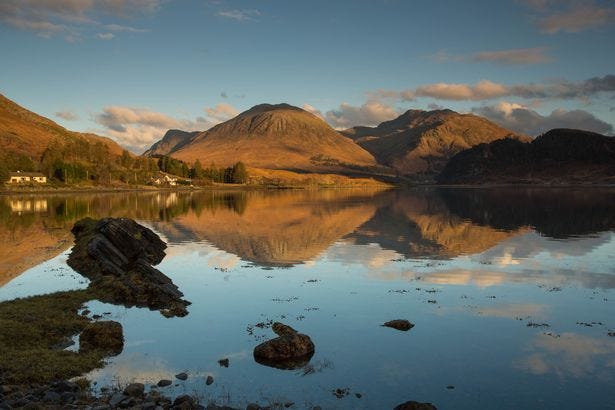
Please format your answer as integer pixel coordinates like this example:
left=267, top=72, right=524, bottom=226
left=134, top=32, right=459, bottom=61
left=7, top=171, right=47, bottom=184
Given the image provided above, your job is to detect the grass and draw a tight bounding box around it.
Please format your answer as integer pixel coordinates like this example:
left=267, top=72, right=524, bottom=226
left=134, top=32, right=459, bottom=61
left=0, top=289, right=110, bottom=384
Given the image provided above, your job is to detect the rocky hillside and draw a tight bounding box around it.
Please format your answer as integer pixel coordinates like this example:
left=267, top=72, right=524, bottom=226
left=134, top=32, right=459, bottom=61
left=143, top=129, right=198, bottom=157
left=342, top=109, right=527, bottom=179
left=0, top=93, right=124, bottom=160
left=438, top=129, right=615, bottom=184
left=163, top=103, right=377, bottom=172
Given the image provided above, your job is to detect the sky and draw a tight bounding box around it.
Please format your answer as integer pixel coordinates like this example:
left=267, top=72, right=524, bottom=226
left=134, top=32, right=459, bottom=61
left=1, top=0, right=614, bottom=153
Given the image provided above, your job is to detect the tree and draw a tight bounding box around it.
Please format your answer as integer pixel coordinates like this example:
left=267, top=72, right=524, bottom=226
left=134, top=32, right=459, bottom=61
left=191, top=159, right=203, bottom=179
left=231, top=162, right=248, bottom=184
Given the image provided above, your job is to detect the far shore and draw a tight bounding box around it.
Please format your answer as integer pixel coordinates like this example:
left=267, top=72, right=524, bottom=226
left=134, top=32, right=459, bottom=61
left=3, top=181, right=614, bottom=196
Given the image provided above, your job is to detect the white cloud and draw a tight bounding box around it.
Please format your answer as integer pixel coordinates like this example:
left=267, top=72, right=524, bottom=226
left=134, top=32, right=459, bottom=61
left=204, top=103, right=239, bottom=124
left=372, top=75, right=615, bottom=103
left=97, top=32, right=114, bottom=40
left=431, top=47, right=552, bottom=66
left=94, top=103, right=240, bottom=153
left=302, top=104, right=325, bottom=120
left=55, top=110, right=79, bottom=121
left=325, top=101, right=400, bottom=129
left=414, top=80, right=509, bottom=101
left=0, top=0, right=156, bottom=40
left=538, top=4, right=615, bottom=34
left=216, top=9, right=260, bottom=22
left=472, top=101, right=614, bottom=136
left=472, top=47, right=552, bottom=65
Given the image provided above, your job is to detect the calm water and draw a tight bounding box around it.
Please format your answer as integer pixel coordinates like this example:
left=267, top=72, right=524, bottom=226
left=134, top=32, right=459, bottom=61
left=1, top=188, right=614, bottom=409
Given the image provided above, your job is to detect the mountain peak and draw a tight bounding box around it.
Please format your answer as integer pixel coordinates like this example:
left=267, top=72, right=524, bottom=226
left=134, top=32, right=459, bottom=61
left=341, top=108, right=526, bottom=178
left=160, top=102, right=376, bottom=171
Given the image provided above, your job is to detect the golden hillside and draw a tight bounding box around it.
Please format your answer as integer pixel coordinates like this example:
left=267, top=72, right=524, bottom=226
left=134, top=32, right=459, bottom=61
left=342, top=109, right=529, bottom=176
left=168, top=103, right=377, bottom=171
left=0, top=93, right=125, bottom=161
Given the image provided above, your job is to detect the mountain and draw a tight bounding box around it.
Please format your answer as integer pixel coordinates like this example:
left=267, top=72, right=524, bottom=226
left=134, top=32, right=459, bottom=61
left=438, top=129, right=615, bottom=184
left=341, top=109, right=527, bottom=178
left=0, top=93, right=124, bottom=160
left=143, top=129, right=198, bottom=157
left=157, top=103, right=377, bottom=171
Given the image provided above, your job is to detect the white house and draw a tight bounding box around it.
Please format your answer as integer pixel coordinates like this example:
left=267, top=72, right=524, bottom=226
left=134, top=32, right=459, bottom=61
left=8, top=171, right=47, bottom=184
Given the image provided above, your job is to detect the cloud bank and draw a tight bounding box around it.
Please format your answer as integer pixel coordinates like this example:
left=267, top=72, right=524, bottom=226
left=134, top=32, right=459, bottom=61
left=473, top=102, right=614, bottom=136
left=94, top=103, right=239, bottom=153
left=0, top=0, right=157, bottom=40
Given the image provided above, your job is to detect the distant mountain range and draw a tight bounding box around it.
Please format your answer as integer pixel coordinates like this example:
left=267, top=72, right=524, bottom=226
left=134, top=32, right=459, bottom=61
left=2, top=92, right=613, bottom=185
left=438, top=129, right=615, bottom=184
left=341, top=109, right=528, bottom=177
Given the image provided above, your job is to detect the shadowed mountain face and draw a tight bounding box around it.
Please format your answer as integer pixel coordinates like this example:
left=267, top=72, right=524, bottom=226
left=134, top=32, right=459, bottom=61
left=348, top=189, right=529, bottom=259
left=438, top=129, right=615, bottom=184
left=341, top=109, right=526, bottom=178
left=0, top=94, right=124, bottom=160
left=160, top=103, right=377, bottom=172
left=142, top=129, right=198, bottom=157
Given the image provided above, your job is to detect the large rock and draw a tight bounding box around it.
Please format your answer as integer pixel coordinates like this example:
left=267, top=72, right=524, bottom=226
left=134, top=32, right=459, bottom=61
left=67, top=218, right=190, bottom=317
left=383, top=319, right=414, bottom=331
left=79, top=321, right=123, bottom=355
left=253, top=322, right=314, bottom=369
left=394, top=401, right=437, bottom=410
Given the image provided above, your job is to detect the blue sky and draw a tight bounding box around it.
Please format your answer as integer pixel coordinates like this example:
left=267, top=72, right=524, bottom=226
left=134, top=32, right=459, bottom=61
left=1, top=0, right=614, bottom=152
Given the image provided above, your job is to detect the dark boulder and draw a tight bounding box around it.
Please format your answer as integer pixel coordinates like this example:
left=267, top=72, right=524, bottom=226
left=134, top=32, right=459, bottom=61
left=253, top=322, right=314, bottom=369
left=394, top=401, right=437, bottom=410
left=383, top=319, right=414, bottom=331
left=68, top=217, right=190, bottom=317
left=79, top=321, right=123, bottom=355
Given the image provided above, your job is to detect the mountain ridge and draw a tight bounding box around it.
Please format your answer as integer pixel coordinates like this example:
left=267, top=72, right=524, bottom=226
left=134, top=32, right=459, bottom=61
left=341, top=109, right=528, bottom=178
left=438, top=128, right=615, bottom=184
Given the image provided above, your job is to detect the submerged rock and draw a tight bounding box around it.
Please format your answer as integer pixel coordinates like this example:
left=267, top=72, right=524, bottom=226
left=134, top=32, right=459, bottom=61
left=67, top=217, right=190, bottom=317
left=79, top=321, right=123, bottom=355
left=383, top=319, right=414, bottom=331
left=394, top=401, right=437, bottom=410
left=253, top=322, right=315, bottom=369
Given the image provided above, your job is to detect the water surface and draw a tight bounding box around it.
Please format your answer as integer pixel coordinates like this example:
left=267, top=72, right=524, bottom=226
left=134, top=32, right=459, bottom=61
left=1, top=188, right=614, bottom=409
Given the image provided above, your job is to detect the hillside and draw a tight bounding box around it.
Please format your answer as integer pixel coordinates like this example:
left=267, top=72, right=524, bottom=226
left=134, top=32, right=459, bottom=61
left=341, top=109, right=527, bottom=178
left=162, top=103, right=378, bottom=172
left=438, top=129, right=615, bottom=184
left=0, top=93, right=124, bottom=160
left=143, top=129, right=198, bottom=157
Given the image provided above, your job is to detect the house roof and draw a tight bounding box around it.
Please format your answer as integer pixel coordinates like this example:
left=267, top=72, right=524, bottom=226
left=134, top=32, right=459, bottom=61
left=9, top=172, right=46, bottom=177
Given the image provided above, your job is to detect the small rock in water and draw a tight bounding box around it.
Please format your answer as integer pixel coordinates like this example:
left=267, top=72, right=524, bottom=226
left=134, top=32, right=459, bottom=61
left=218, top=358, right=230, bottom=368
left=206, top=376, right=214, bottom=385
left=123, top=383, right=144, bottom=397
left=382, top=319, right=414, bottom=331
left=332, top=388, right=350, bottom=399
left=608, top=332, right=615, bottom=337
left=175, top=372, right=188, bottom=381
left=253, top=322, right=315, bottom=369
left=446, top=385, right=455, bottom=390
left=394, top=401, right=438, bottom=410
left=157, top=379, right=172, bottom=387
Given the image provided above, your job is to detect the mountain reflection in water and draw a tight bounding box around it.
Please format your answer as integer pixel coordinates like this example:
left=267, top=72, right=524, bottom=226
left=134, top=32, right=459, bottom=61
left=1, top=187, right=614, bottom=410
left=1, top=187, right=615, bottom=283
